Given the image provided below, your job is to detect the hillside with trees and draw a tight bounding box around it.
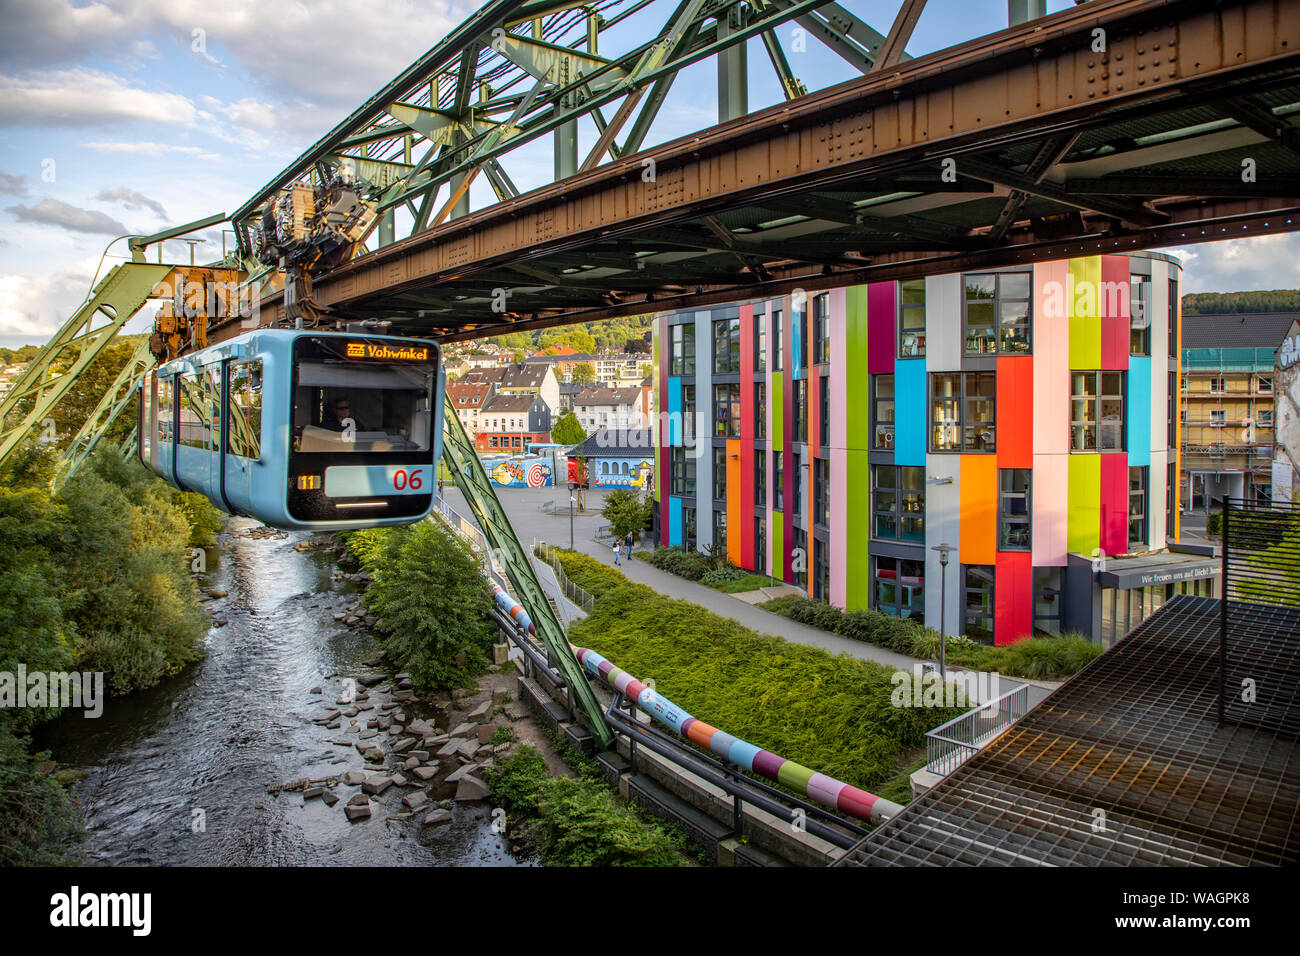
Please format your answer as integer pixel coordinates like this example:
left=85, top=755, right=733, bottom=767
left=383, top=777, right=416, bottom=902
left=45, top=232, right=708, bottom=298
left=481, top=314, right=653, bottom=354
left=1182, top=290, right=1300, bottom=315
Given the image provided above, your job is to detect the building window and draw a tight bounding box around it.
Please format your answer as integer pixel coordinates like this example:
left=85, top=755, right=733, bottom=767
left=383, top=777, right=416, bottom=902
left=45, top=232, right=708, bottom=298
left=670, top=324, right=695, bottom=376
left=793, top=461, right=804, bottom=517
left=872, top=465, right=925, bottom=542
left=670, top=446, right=695, bottom=496
left=873, top=374, right=895, bottom=450
left=713, top=446, right=727, bottom=500
left=1033, top=567, right=1062, bottom=636
left=1258, top=409, right=1274, bottom=427
left=755, top=450, right=766, bottom=502
left=774, top=308, right=784, bottom=371
left=1257, top=376, right=1273, bottom=394
left=683, top=506, right=696, bottom=551
left=814, top=538, right=829, bottom=602
left=930, top=372, right=996, bottom=452
left=814, top=457, right=830, bottom=527
left=713, top=317, right=741, bottom=373
left=755, top=308, right=767, bottom=372
left=1209, top=376, right=1225, bottom=393
left=964, top=565, right=996, bottom=644
left=682, top=384, right=696, bottom=443
left=1168, top=278, right=1178, bottom=358
left=1070, top=371, right=1125, bottom=451
left=1129, top=466, right=1148, bottom=548
left=795, top=379, right=808, bottom=443
left=963, top=272, right=1031, bottom=355
left=998, top=469, right=1031, bottom=551
left=755, top=381, right=767, bottom=439
left=819, top=375, right=830, bottom=446
left=714, top=383, right=740, bottom=437
left=755, top=517, right=767, bottom=574
left=899, top=279, right=926, bottom=357
left=1168, top=371, right=1177, bottom=449
left=713, top=509, right=727, bottom=552
left=1130, top=275, right=1150, bottom=355
left=1167, top=461, right=1176, bottom=537
left=1209, top=409, right=1226, bottom=426
left=874, top=557, right=925, bottom=623
left=813, top=293, right=830, bottom=365
left=774, top=454, right=784, bottom=510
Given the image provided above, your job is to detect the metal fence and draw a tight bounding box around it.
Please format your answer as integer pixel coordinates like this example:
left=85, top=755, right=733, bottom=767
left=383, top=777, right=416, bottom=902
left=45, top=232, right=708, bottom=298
left=924, top=683, right=1031, bottom=776
left=1220, top=497, right=1300, bottom=735
left=532, top=539, right=596, bottom=614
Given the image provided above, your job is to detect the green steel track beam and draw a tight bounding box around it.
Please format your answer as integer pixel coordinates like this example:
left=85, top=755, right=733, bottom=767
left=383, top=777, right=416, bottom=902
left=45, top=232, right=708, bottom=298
left=54, top=337, right=155, bottom=486
left=439, top=391, right=612, bottom=747
left=0, top=262, right=172, bottom=468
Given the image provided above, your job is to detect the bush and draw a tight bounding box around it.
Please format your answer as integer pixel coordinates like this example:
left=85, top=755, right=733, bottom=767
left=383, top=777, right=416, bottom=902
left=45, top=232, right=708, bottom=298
left=537, top=547, right=626, bottom=598
left=0, top=732, right=84, bottom=866
left=485, top=746, right=688, bottom=866
left=761, top=595, right=1101, bottom=680
left=347, top=519, right=495, bottom=690
left=643, top=546, right=714, bottom=581
left=1206, top=511, right=1223, bottom=535
left=562, top=570, right=965, bottom=794
left=601, top=489, right=652, bottom=541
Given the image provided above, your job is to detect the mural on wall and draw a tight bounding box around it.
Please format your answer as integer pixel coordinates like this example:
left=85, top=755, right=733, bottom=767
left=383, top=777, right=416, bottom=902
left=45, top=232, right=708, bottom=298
left=487, top=457, right=553, bottom=488
left=593, top=458, right=654, bottom=488
left=1274, top=322, right=1300, bottom=504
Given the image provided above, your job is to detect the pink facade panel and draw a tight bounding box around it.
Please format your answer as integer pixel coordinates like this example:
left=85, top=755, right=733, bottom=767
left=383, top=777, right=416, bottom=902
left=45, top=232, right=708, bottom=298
left=1031, top=453, right=1069, bottom=567
left=867, top=281, right=895, bottom=374
left=828, top=288, right=848, bottom=609
left=1033, top=261, right=1069, bottom=454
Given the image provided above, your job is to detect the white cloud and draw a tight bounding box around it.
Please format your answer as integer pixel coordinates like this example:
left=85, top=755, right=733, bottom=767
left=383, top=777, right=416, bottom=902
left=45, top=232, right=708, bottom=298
left=0, top=265, right=97, bottom=340
left=7, top=198, right=130, bottom=235
left=0, top=68, right=198, bottom=127
left=96, top=187, right=168, bottom=219
left=82, top=141, right=221, bottom=160
left=1158, top=233, right=1300, bottom=293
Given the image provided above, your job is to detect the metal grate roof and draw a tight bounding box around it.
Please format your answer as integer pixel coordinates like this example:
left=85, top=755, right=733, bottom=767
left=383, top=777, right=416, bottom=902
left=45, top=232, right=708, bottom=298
left=836, top=595, right=1300, bottom=866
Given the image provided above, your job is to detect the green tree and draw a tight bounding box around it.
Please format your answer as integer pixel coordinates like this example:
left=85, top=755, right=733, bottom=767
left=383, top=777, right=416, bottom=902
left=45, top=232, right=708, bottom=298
left=551, top=411, right=586, bottom=446
left=602, top=488, right=653, bottom=541
left=349, top=520, right=495, bottom=689
left=570, top=363, right=596, bottom=384
left=625, top=337, right=650, bottom=353
left=563, top=329, right=596, bottom=353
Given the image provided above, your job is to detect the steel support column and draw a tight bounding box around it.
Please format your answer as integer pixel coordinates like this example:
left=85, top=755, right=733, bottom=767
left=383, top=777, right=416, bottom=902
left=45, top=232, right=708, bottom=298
left=717, top=6, right=748, bottom=123
left=439, top=392, right=612, bottom=747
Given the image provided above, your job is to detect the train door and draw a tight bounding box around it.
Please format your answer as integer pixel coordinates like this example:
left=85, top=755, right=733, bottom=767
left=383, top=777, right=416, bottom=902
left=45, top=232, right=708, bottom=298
left=223, top=359, right=263, bottom=512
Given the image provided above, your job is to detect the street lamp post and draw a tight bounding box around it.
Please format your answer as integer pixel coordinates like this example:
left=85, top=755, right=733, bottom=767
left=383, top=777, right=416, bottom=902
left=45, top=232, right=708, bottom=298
left=570, top=495, right=576, bottom=550
left=931, top=543, right=955, bottom=679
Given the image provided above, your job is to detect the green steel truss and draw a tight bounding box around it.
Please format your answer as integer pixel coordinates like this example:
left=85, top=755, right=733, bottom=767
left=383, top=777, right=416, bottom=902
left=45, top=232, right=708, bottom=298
left=0, top=261, right=172, bottom=467
left=229, top=0, right=911, bottom=267
left=439, top=390, right=612, bottom=746
left=54, top=337, right=155, bottom=486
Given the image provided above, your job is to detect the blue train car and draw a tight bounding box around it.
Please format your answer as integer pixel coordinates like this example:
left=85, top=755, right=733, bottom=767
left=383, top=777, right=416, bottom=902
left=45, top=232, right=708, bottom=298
left=138, top=329, right=444, bottom=529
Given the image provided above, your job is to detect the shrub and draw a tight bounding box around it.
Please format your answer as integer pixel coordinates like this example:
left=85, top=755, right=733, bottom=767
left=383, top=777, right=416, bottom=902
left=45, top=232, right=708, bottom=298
left=601, top=489, right=653, bottom=541
left=348, top=519, right=495, bottom=690
left=566, top=576, right=965, bottom=793
left=761, top=595, right=1101, bottom=680
left=1206, top=511, right=1223, bottom=535
left=485, top=746, right=688, bottom=866
left=538, top=547, right=626, bottom=598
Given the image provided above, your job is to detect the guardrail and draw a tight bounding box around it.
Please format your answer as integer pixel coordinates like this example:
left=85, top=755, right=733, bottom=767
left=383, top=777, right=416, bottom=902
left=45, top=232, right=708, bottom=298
left=924, top=683, right=1030, bottom=777
left=532, top=539, right=596, bottom=614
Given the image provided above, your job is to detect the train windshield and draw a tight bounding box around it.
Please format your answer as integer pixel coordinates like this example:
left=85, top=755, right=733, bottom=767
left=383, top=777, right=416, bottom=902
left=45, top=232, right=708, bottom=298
left=292, top=337, right=436, bottom=454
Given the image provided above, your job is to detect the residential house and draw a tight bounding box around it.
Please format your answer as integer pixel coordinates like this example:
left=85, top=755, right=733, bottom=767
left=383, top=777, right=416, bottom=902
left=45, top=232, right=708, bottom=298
left=476, top=393, right=552, bottom=453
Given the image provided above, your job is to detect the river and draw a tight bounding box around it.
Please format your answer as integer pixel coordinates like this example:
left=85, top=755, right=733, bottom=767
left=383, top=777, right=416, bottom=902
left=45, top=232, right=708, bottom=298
left=37, top=517, right=518, bottom=867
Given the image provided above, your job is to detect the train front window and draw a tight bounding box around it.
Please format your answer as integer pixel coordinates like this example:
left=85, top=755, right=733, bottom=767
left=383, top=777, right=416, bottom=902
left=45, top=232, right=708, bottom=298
left=293, top=360, right=434, bottom=453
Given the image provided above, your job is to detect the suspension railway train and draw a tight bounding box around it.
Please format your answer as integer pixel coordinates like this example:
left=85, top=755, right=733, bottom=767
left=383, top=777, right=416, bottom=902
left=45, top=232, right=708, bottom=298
left=138, top=330, right=444, bottom=529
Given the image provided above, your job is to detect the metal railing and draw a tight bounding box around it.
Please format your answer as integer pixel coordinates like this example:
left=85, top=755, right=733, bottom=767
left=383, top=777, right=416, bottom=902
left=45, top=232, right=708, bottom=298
left=924, top=683, right=1031, bottom=776
left=532, top=539, right=596, bottom=614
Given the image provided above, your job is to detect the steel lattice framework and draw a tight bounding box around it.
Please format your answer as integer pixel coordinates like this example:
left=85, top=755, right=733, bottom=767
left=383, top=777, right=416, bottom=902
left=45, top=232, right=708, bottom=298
left=205, top=0, right=1300, bottom=344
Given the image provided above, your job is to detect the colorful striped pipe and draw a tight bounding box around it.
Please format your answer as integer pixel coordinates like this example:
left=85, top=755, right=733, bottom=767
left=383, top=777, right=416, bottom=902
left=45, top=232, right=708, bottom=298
left=492, top=583, right=534, bottom=634
left=571, top=645, right=903, bottom=826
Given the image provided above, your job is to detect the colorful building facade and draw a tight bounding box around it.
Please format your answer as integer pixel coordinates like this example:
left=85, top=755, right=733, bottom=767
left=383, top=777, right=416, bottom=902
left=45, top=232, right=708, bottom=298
left=653, top=252, right=1184, bottom=646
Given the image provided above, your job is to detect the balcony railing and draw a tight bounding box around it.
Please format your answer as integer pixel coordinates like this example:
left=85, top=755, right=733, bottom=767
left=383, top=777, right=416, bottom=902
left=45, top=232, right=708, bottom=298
left=925, top=683, right=1031, bottom=777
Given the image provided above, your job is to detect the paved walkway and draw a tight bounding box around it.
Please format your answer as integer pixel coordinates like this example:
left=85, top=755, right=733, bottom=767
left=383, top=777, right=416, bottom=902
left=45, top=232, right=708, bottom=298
left=441, top=483, right=1057, bottom=708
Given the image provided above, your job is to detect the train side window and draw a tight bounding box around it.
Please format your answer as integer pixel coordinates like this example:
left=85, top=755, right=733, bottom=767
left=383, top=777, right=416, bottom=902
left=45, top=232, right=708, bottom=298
left=179, top=371, right=209, bottom=449
left=228, top=361, right=263, bottom=460
left=206, top=365, right=222, bottom=452
left=139, top=376, right=153, bottom=465
left=157, top=377, right=174, bottom=444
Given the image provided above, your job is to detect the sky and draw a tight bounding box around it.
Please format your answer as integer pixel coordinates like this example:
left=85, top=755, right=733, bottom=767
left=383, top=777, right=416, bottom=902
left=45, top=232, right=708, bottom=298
left=1, top=0, right=1296, bottom=350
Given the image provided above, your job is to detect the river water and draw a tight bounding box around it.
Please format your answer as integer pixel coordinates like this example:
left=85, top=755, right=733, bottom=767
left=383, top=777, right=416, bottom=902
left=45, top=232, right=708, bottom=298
left=37, top=518, right=517, bottom=867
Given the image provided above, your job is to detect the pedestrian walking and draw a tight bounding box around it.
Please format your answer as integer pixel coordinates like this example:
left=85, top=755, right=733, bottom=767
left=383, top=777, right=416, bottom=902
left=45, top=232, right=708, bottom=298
left=625, top=530, right=633, bottom=558
left=613, top=543, right=621, bottom=566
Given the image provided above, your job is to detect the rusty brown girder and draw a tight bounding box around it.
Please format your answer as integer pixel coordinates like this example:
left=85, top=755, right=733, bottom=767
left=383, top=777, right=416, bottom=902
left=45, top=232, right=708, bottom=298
left=212, top=0, right=1300, bottom=344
